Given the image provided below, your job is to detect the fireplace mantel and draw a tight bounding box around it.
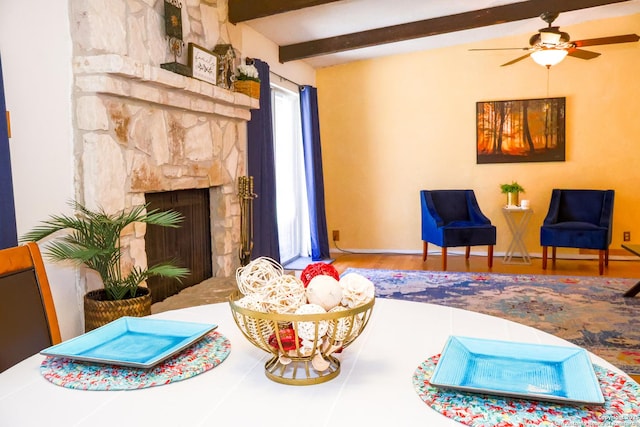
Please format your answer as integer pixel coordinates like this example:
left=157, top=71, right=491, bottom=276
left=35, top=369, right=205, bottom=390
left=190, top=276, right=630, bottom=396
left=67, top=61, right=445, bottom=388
left=73, top=54, right=259, bottom=120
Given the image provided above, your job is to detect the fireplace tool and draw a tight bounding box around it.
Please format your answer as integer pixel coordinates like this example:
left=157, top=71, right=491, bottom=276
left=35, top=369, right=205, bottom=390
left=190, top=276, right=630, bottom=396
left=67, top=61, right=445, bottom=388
left=237, top=176, right=257, bottom=266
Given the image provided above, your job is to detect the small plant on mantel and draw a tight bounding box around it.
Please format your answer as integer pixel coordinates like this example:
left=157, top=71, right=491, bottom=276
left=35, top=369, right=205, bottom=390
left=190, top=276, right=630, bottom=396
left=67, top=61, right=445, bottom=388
left=236, top=60, right=260, bottom=83
left=21, top=201, right=190, bottom=301
left=233, top=58, right=261, bottom=99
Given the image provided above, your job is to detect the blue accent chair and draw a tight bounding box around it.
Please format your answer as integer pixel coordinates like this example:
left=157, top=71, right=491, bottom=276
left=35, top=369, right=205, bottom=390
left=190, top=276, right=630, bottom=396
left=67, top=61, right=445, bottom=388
left=540, top=189, right=615, bottom=275
left=420, top=190, right=496, bottom=271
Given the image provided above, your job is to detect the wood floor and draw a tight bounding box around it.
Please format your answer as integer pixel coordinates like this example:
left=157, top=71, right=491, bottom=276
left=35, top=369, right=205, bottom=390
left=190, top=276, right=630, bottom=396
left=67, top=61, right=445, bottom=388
left=330, top=250, right=640, bottom=382
left=330, top=251, right=640, bottom=279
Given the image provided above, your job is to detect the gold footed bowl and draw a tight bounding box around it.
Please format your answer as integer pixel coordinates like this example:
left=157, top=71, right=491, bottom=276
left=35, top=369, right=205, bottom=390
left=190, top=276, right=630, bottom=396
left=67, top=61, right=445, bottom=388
left=229, top=290, right=375, bottom=385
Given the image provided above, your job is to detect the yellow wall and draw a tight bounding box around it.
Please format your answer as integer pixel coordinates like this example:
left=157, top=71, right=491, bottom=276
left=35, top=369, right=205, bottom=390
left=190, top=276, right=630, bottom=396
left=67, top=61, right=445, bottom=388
left=317, top=14, right=640, bottom=256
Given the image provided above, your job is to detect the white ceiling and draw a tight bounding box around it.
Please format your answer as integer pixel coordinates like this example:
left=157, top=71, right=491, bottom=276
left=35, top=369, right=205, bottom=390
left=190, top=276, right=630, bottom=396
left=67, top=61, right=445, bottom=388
left=243, top=0, right=640, bottom=68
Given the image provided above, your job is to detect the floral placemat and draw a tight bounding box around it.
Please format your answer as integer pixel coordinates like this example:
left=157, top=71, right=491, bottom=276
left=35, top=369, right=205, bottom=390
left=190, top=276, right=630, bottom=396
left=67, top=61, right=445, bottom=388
left=40, top=331, right=230, bottom=390
left=413, top=355, right=640, bottom=427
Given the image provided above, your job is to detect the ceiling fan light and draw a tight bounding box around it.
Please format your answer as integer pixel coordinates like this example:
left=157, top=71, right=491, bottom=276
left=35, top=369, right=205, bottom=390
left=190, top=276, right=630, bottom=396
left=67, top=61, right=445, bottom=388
left=540, top=31, right=561, bottom=45
left=531, top=49, right=568, bottom=67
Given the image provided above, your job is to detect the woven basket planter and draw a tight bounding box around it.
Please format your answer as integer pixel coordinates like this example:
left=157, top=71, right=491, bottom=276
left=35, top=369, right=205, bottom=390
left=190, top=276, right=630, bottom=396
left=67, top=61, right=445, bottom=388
left=233, top=80, right=260, bottom=99
left=84, top=287, right=151, bottom=332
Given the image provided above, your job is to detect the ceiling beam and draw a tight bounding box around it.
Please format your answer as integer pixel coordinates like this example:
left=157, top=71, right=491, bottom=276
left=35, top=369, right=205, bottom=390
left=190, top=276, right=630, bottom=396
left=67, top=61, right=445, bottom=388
left=228, top=0, right=344, bottom=24
left=279, top=0, right=632, bottom=62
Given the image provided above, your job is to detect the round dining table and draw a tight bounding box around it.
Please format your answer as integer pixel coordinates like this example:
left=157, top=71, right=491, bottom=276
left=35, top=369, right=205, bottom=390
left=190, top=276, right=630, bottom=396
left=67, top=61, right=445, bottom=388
left=0, top=298, right=632, bottom=426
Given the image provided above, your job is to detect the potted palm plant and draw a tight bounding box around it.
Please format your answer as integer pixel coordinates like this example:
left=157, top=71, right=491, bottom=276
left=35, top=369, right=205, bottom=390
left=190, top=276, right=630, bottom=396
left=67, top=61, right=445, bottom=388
left=21, top=201, right=190, bottom=331
left=500, top=181, right=525, bottom=207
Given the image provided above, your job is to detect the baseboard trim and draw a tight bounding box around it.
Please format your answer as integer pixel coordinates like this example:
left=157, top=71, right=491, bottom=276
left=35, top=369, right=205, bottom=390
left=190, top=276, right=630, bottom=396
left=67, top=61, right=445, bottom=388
left=329, top=248, right=639, bottom=261
left=580, top=248, right=627, bottom=256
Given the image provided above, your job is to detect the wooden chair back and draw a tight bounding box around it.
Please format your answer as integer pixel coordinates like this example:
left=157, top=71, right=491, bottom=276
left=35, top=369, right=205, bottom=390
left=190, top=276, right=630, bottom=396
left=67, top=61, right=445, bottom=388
left=0, top=242, right=61, bottom=372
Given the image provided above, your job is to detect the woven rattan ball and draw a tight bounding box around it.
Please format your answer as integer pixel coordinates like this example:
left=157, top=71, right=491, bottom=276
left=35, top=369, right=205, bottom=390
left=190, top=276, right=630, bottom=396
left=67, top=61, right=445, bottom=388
left=235, top=293, right=267, bottom=312
left=339, top=272, right=375, bottom=308
left=262, top=275, right=306, bottom=314
left=236, top=256, right=284, bottom=296
left=300, top=262, right=340, bottom=287
left=294, top=303, right=329, bottom=342
left=234, top=294, right=274, bottom=343
left=327, top=306, right=360, bottom=342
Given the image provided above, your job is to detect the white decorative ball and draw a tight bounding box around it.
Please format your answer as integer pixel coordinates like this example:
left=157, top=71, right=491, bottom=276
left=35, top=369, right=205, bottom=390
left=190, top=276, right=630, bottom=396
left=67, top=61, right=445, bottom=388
left=306, top=275, right=343, bottom=311
left=235, top=293, right=267, bottom=312
left=339, top=273, right=375, bottom=308
left=327, top=306, right=356, bottom=342
left=234, top=294, right=273, bottom=343
left=295, top=303, right=328, bottom=341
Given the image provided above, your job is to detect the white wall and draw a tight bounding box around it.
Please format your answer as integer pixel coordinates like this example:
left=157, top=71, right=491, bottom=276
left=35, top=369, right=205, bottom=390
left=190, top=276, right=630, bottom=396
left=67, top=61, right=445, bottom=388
left=316, top=14, right=640, bottom=255
left=0, top=2, right=82, bottom=339
left=232, top=23, right=316, bottom=87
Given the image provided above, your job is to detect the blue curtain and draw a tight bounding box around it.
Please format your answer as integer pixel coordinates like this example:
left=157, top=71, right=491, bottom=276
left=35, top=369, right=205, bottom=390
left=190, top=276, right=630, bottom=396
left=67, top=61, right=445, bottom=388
left=247, top=59, right=280, bottom=262
left=0, top=55, right=18, bottom=249
left=299, top=86, right=329, bottom=260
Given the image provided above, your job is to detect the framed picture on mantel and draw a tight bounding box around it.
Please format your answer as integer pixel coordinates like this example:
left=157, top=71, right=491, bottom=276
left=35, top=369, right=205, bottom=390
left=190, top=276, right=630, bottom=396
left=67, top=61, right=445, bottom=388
left=476, top=97, right=566, bottom=164
left=188, top=43, right=217, bottom=86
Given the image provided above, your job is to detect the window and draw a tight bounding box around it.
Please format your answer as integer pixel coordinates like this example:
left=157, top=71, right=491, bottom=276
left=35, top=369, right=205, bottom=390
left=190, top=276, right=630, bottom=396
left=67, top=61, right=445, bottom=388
left=271, top=83, right=310, bottom=264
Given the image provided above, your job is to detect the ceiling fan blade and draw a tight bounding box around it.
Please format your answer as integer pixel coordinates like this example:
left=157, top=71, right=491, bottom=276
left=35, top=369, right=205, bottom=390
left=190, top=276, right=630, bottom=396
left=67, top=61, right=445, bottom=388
left=469, top=47, right=529, bottom=51
left=573, top=34, right=639, bottom=48
left=500, top=53, right=532, bottom=67
left=567, top=48, right=601, bottom=60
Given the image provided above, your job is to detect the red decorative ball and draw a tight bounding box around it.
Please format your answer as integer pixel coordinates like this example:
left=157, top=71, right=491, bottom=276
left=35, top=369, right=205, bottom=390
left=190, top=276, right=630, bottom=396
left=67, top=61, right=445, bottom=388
left=300, top=262, right=339, bottom=287
left=268, top=328, right=300, bottom=351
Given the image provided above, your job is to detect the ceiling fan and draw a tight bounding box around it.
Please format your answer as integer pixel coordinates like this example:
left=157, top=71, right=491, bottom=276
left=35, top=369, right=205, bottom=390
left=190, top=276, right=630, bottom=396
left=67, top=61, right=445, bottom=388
left=470, top=12, right=639, bottom=68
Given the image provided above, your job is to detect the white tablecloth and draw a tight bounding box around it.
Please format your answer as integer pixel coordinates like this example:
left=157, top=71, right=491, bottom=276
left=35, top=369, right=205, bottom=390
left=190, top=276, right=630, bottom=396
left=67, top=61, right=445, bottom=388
left=0, top=298, right=623, bottom=426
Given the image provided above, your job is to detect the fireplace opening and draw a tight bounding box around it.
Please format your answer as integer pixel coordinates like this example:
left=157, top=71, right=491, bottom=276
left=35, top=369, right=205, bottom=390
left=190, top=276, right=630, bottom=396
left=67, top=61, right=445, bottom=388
left=145, top=188, right=213, bottom=303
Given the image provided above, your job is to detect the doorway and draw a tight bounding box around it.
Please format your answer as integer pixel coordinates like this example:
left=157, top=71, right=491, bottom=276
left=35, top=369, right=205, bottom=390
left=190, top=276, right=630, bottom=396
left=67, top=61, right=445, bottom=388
left=271, top=85, right=310, bottom=265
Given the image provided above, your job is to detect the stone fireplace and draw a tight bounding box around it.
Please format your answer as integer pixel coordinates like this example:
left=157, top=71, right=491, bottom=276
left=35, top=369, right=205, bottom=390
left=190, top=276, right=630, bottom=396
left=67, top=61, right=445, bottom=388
left=67, top=0, right=254, bottom=297
left=73, top=54, right=257, bottom=290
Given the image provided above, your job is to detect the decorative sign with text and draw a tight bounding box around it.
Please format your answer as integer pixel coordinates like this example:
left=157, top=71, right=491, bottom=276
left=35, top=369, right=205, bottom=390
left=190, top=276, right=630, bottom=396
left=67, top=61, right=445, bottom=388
left=188, top=43, right=217, bottom=85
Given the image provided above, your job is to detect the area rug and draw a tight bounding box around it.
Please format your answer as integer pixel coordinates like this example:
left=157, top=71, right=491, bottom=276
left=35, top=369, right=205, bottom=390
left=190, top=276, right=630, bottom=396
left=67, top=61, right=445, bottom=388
left=343, top=268, right=640, bottom=375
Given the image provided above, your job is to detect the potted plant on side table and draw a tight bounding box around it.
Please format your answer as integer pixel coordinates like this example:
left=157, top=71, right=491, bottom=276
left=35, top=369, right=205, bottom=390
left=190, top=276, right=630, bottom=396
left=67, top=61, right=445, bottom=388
left=21, top=201, right=190, bottom=331
left=500, top=181, right=525, bottom=207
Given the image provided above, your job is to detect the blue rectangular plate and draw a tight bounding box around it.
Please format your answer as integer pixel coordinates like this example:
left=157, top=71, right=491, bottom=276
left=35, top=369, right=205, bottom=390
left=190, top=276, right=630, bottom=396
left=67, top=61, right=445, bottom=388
left=41, top=317, right=217, bottom=369
left=430, top=336, right=604, bottom=405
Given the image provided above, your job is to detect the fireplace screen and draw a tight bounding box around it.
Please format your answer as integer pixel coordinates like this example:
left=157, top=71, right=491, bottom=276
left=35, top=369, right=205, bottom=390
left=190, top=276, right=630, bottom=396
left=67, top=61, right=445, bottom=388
left=145, top=189, right=212, bottom=303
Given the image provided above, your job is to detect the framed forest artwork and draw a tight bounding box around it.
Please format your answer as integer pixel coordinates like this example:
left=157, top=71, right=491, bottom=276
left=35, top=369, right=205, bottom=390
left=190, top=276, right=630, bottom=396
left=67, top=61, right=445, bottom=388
left=476, top=97, right=566, bottom=164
